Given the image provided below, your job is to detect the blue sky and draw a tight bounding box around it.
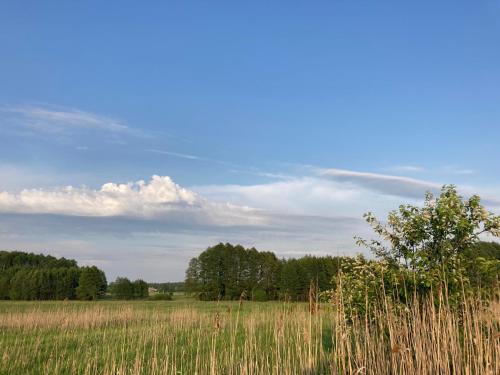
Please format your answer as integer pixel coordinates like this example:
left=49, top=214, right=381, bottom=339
left=0, top=1, right=499, bottom=281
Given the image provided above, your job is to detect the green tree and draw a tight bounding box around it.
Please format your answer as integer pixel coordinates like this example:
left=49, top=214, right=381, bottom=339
left=133, top=279, right=149, bottom=299
left=186, top=243, right=346, bottom=301
left=185, top=258, right=201, bottom=296
left=0, top=250, right=105, bottom=301
left=462, top=242, right=500, bottom=296
left=354, top=185, right=500, bottom=302
left=109, top=277, right=134, bottom=299
left=109, top=278, right=149, bottom=299
left=54, top=268, right=80, bottom=300
left=76, top=266, right=107, bottom=300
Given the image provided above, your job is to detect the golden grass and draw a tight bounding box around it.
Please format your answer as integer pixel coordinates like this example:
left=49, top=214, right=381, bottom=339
left=0, top=297, right=498, bottom=374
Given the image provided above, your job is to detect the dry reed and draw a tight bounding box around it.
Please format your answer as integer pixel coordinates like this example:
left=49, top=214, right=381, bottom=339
left=0, top=296, right=498, bottom=374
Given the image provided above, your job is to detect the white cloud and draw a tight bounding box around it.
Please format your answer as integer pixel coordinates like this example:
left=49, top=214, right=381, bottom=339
left=1, top=169, right=497, bottom=221
left=145, top=148, right=201, bottom=160
left=443, top=166, right=476, bottom=175
left=318, top=168, right=500, bottom=209
left=1, top=105, right=145, bottom=138
left=386, top=165, right=425, bottom=173
left=0, top=175, right=198, bottom=217
left=319, top=168, right=442, bottom=198
left=0, top=175, right=268, bottom=228
left=194, top=177, right=367, bottom=217
left=1, top=169, right=498, bottom=280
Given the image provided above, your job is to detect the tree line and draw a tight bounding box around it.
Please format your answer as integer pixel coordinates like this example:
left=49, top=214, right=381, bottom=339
left=0, top=251, right=178, bottom=301
left=185, top=239, right=499, bottom=302
left=108, top=277, right=149, bottom=299
left=148, top=282, right=185, bottom=293
left=185, top=243, right=349, bottom=301
left=0, top=251, right=107, bottom=300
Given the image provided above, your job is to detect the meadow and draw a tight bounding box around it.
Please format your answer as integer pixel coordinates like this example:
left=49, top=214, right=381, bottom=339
left=0, top=294, right=498, bottom=375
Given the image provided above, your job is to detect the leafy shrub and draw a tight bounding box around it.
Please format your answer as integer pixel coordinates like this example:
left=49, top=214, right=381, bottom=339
left=325, top=186, right=500, bottom=316
left=251, top=289, right=268, bottom=301
left=148, top=292, right=173, bottom=301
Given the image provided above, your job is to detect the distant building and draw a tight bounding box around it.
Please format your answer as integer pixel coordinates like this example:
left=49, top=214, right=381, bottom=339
left=148, top=287, right=158, bottom=295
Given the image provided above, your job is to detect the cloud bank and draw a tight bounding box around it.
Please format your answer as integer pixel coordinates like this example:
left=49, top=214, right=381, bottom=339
left=0, top=176, right=198, bottom=217
left=0, top=175, right=268, bottom=230
left=0, top=169, right=498, bottom=281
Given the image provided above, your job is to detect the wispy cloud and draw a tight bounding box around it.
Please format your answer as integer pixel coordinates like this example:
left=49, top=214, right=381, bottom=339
left=385, top=165, right=425, bottom=173
left=0, top=105, right=146, bottom=138
left=319, top=168, right=441, bottom=199
left=144, top=148, right=251, bottom=171
left=384, top=165, right=477, bottom=176
left=443, top=166, right=476, bottom=175
left=194, top=177, right=365, bottom=217
left=145, top=149, right=201, bottom=161
left=317, top=167, right=500, bottom=210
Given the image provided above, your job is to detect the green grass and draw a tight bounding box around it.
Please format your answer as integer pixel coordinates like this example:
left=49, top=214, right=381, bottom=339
left=0, top=297, right=498, bottom=374
left=0, top=299, right=319, bottom=374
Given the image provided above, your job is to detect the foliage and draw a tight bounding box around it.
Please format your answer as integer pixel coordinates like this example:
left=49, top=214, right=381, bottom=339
left=328, top=186, right=500, bottom=314
left=109, top=277, right=149, bottom=300
left=148, top=292, right=173, bottom=301
left=185, top=243, right=345, bottom=301
left=76, top=266, right=107, bottom=300
left=0, top=251, right=106, bottom=301
left=185, top=243, right=282, bottom=301
left=279, top=256, right=344, bottom=301
left=0, top=251, right=77, bottom=270
left=148, top=282, right=184, bottom=293
left=251, top=288, right=268, bottom=301
left=462, top=241, right=500, bottom=298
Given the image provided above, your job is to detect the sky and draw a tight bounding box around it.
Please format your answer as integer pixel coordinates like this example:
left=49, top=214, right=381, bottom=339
left=0, top=1, right=499, bottom=281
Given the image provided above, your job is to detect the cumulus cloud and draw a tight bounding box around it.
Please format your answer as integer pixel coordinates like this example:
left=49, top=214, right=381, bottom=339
left=0, top=175, right=261, bottom=225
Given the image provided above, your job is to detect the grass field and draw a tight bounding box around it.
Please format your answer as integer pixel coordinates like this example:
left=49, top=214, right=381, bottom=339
left=0, top=295, right=498, bottom=374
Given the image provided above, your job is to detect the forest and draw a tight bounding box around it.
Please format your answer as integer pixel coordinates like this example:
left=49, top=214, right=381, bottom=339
left=184, top=243, right=345, bottom=301
left=0, top=251, right=106, bottom=300
left=1, top=239, right=499, bottom=302
left=184, top=240, right=500, bottom=302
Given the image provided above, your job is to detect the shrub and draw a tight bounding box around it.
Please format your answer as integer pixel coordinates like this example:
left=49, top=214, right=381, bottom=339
left=325, top=186, right=500, bottom=316
left=251, top=289, right=268, bottom=301
left=148, top=292, right=173, bottom=301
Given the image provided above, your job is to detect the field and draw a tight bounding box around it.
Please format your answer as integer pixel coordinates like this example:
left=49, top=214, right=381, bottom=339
left=0, top=296, right=498, bottom=375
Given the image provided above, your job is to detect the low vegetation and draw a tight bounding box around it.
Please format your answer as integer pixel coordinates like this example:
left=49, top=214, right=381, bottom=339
left=0, top=293, right=498, bottom=374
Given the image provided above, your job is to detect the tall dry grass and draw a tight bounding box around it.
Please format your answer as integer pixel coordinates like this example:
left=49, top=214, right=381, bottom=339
left=0, top=296, right=498, bottom=374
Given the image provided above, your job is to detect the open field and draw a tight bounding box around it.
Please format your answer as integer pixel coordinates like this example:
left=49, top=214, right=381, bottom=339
left=0, top=297, right=499, bottom=375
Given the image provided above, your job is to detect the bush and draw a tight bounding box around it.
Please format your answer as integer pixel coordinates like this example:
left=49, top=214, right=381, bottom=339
left=251, top=289, right=268, bottom=301
left=148, top=293, right=173, bottom=301
left=325, top=186, right=500, bottom=317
